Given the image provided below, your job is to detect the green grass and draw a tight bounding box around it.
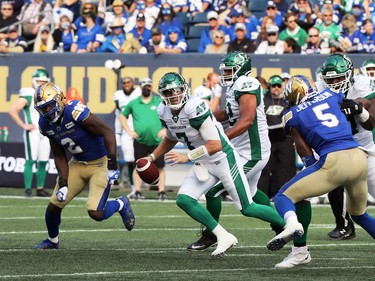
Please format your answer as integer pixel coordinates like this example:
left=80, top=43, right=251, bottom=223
left=0, top=187, right=374, bottom=281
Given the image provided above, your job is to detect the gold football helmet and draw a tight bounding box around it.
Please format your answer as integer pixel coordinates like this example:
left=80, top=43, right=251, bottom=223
left=283, top=75, right=318, bottom=107
left=34, top=82, right=66, bottom=123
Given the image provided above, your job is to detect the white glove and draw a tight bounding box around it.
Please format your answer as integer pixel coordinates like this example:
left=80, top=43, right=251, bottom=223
left=106, top=169, right=120, bottom=185
left=56, top=186, right=68, bottom=202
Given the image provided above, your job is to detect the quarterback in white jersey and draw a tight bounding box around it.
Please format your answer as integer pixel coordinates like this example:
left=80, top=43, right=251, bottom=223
left=143, top=72, right=285, bottom=257
left=8, top=69, right=51, bottom=197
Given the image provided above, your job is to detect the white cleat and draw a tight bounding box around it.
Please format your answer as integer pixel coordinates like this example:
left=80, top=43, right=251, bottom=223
left=275, top=246, right=312, bottom=269
left=267, top=221, right=304, bottom=251
left=211, top=233, right=238, bottom=258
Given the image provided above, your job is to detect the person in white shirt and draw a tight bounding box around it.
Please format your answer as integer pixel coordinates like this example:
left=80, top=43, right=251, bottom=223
left=254, top=24, right=284, bottom=54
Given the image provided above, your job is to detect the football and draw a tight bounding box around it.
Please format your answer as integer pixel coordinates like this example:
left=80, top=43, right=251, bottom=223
left=135, top=158, right=160, bottom=185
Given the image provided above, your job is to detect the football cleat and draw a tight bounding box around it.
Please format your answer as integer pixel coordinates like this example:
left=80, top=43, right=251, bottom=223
left=275, top=246, right=312, bottom=269
left=211, top=232, right=237, bottom=258
left=25, top=189, right=32, bottom=198
left=118, top=196, right=135, bottom=231
left=187, top=229, right=217, bottom=251
left=327, top=226, right=356, bottom=240
left=34, top=239, right=59, bottom=250
left=267, top=221, right=304, bottom=251
left=36, top=189, right=51, bottom=197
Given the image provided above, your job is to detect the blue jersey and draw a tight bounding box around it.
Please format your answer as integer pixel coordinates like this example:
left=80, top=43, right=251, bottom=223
left=282, top=89, right=359, bottom=156
left=38, top=100, right=107, bottom=161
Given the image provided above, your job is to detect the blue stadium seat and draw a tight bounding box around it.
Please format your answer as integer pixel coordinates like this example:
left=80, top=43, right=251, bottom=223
left=248, top=0, right=267, bottom=14
left=175, top=12, right=190, bottom=28
left=187, top=38, right=200, bottom=53
left=190, top=12, right=208, bottom=25
left=186, top=25, right=206, bottom=39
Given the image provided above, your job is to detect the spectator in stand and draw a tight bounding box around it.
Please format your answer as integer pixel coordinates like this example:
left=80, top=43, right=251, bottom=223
left=9, top=0, right=24, bottom=17
left=73, top=0, right=104, bottom=31
left=204, top=29, right=228, bottom=54
left=0, top=1, right=17, bottom=40
left=53, top=0, right=81, bottom=23
left=52, top=1, right=75, bottom=29
left=254, top=24, right=284, bottom=54
left=358, top=18, right=375, bottom=53
left=70, top=10, right=104, bottom=53
left=129, top=12, right=151, bottom=47
left=98, top=18, right=141, bottom=53
left=198, top=10, right=229, bottom=53
left=0, top=24, right=27, bottom=53
left=261, top=1, right=284, bottom=28
left=258, top=75, right=296, bottom=200
left=315, top=0, right=341, bottom=24
left=257, top=15, right=275, bottom=45
left=217, top=0, right=248, bottom=23
left=33, top=25, right=54, bottom=53
left=336, top=14, right=360, bottom=53
left=351, top=0, right=366, bottom=28
left=290, top=0, right=317, bottom=31
left=279, top=12, right=308, bottom=47
left=17, top=0, right=53, bottom=41
left=134, top=0, right=160, bottom=30
left=301, top=26, right=331, bottom=54
left=155, top=25, right=187, bottom=54
left=274, top=0, right=290, bottom=14
left=227, top=8, right=259, bottom=42
left=283, top=37, right=301, bottom=53
left=103, top=0, right=128, bottom=34
left=52, top=14, right=74, bottom=52
left=315, top=6, right=341, bottom=44
left=139, top=27, right=166, bottom=54
left=227, top=23, right=257, bottom=53
left=154, top=2, right=184, bottom=36
left=192, top=71, right=222, bottom=113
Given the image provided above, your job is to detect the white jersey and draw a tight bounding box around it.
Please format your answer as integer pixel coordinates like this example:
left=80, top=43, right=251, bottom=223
left=225, top=76, right=271, bottom=162
left=113, top=88, right=141, bottom=134
left=158, top=96, right=234, bottom=164
left=316, top=75, right=375, bottom=150
left=19, top=87, right=40, bottom=126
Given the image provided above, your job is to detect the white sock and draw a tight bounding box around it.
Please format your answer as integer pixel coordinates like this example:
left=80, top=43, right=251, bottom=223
left=130, top=185, right=136, bottom=193
left=211, top=224, right=228, bottom=239
left=49, top=236, right=59, bottom=243
left=117, top=198, right=124, bottom=211
left=284, top=211, right=298, bottom=226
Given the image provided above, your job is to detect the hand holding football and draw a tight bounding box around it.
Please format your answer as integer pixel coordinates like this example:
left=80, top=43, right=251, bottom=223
left=135, top=158, right=160, bottom=185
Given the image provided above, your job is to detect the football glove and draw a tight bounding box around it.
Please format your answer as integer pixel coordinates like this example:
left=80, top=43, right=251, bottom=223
left=340, top=99, right=363, bottom=116
left=56, top=186, right=68, bottom=202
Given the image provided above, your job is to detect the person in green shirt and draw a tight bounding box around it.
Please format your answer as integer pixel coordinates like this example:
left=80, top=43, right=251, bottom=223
left=315, top=6, right=341, bottom=43
left=279, top=12, right=308, bottom=47
left=119, top=78, right=167, bottom=201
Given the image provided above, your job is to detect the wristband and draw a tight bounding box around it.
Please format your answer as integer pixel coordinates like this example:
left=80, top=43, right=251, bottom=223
left=187, top=145, right=209, bottom=161
left=358, top=108, right=370, bottom=123
left=149, top=153, right=156, bottom=161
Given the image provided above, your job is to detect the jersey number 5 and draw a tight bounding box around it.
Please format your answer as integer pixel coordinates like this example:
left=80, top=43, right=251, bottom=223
left=312, top=103, right=339, bottom=128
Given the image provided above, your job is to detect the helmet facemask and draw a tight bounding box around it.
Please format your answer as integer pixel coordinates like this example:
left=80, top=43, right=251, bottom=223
left=219, top=64, right=240, bottom=87
left=159, top=84, right=189, bottom=110
left=34, top=83, right=66, bottom=123
left=323, top=70, right=352, bottom=93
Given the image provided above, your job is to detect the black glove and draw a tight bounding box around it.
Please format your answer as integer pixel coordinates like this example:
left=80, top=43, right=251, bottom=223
left=340, top=99, right=363, bottom=116
left=107, top=155, right=118, bottom=170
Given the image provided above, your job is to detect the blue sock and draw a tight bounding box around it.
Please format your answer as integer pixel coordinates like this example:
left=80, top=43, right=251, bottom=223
left=45, top=207, right=61, bottom=239
left=100, top=200, right=120, bottom=220
left=351, top=212, right=375, bottom=239
left=274, top=193, right=296, bottom=218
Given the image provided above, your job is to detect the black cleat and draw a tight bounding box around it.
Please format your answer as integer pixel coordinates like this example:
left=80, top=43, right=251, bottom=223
left=36, top=189, right=51, bottom=197
left=25, top=189, right=32, bottom=198
left=327, top=226, right=356, bottom=240
left=187, top=228, right=217, bottom=251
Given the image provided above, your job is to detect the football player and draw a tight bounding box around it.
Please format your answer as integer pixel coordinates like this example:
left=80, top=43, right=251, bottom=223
left=267, top=75, right=375, bottom=256
left=8, top=69, right=51, bottom=197
left=33, top=82, right=135, bottom=250
left=318, top=54, right=375, bottom=240
left=187, top=51, right=286, bottom=251
left=143, top=72, right=285, bottom=257
left=360, top=59, right=375, bottom=81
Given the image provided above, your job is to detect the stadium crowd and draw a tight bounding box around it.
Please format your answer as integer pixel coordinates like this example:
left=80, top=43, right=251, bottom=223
left=1, top=0, right=375, bottom=54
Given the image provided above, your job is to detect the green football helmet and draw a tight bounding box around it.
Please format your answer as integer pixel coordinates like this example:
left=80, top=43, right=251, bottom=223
left=219, top=51, right=252, bottom=86
left=32, top=69, right=50, bottom=89
left=284, top=75, right=318, bottom=107
left=158, top=72, right=189, bottom=110
left=321, top=54, right=353, bottom=93
left=360, top=59, right=375, bottom=81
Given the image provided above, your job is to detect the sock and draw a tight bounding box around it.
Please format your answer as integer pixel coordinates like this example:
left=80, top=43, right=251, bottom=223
left=24, top=160, right=34, bottom=189
left=45, top=206, right=61, bottom=239
left=49, top=237, right=59, bottom=243
left=100, top=200, right=120, bottom=220
left=294, top=201, right=311, bottom=246
left=211, top=224, right=228, bottom=239
left=128, top=162, right=134, bottom=186
left=241, top=202, right=286, bottom=228
left=176, top=194, right=218, bottom=231
left=96, top=182, right=111, bottom=211
left=252, top=188, right=272, bottom=207
left=36, top=161, right=48, bottom=188
left=206, top=194, right=222, bottom=222
left=274, top=193, right=296, bottom=218
left=351, top=212, right=375, bottom=238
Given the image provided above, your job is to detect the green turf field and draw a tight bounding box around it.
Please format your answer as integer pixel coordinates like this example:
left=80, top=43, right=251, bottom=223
left=0, top=187, right=374, bottom=281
